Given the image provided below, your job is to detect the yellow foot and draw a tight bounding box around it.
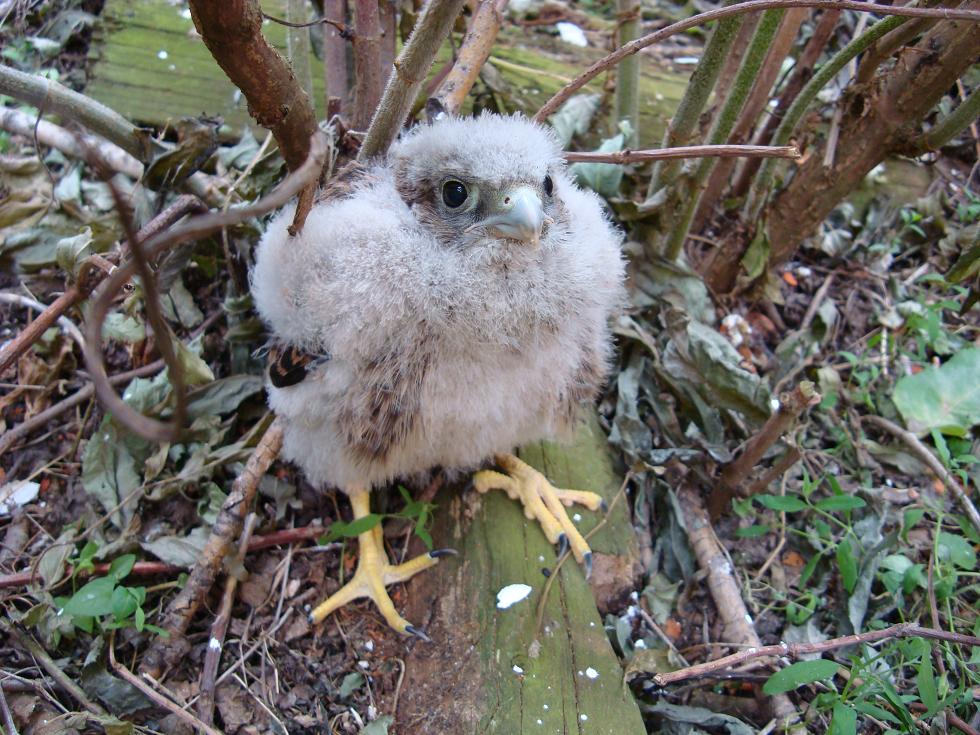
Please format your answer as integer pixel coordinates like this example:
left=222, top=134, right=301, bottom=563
left=309, top=489, right=454, bottom=640
left=472, top=453, right=605, bottom=575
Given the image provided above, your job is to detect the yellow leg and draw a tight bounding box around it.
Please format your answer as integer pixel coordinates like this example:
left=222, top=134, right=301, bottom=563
left=309, top=488, right=454, bottom=639
left=472, top=454, right=606, bottom=575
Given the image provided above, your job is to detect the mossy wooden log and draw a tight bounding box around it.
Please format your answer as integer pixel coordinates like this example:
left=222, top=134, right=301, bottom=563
left=392, top=414, right=645, bottom=734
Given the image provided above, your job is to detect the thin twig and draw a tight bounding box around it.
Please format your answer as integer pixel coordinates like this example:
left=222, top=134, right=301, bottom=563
left=107, top=633, right=224, bottom=735
left=652, top=622, right=980, bottom=686
left=262, top=9, right=348, bottom=34
left=3, top=622, right=106, bottom=716
left=140, top=418, right=285, bottom=679
left=533, top=0, right=980, bottom=123
left=82, top=132, right=327, bottom=443
left=98, top=170, right=189, bottom=442
left=0, top=292, right=85, bottom=361
left=432, top=0, right=510, bottom=115
left=197, top=513, right=259, bottom=723
left=862, top=415, right=980, bottom=537
left=0, top=560, right=180, bottom=590
left=720, top=382, right=820, bottom=494
left=0, top=106, right=143, bottom=178
left=0, top=195, right=202, bottom=376
left=359, top=0, right=468, bottom=159
left=0, top=681, right=18, bottom=735
left=563, top=144, right=799, bottom=164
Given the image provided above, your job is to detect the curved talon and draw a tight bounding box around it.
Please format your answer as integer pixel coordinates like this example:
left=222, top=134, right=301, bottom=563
left=405, top=625, right=432, bottom=642
left=429, top=548, right=458, bottom=558
left=600, top=499, right=609, bottom=513
left=474, top=454, right=604, bottom=575
left=557, top=533, right=570, bottom=558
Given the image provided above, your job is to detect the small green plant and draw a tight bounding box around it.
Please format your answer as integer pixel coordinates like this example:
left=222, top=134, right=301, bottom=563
left=53, top=544, right=165, bottom=636
left=319, top=486, right=437, bottom=550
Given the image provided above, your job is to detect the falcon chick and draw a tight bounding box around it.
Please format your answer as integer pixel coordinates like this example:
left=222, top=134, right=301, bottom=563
left=252, top=113, right=624, bottom=637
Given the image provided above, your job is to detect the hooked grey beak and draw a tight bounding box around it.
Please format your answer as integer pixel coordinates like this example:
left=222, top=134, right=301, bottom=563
left=470, top=186, right=547, bottom=245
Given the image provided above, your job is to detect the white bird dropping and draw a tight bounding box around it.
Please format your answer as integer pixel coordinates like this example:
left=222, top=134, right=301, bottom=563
left=496, top=583, right=533, bottom=609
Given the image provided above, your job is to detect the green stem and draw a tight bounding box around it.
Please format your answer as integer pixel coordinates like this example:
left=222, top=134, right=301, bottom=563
left=664, top=8, right=785, bottom=261
left=914, top=84, right=980, bottom=152
left=647, top=0, right=744, bottom=199
left=613, top=0, right=641, bottom=146
left=745, top=12, right=908, bottom=219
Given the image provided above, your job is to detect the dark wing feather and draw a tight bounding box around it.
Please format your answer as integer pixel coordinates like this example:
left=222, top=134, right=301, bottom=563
left=268, top=344, right=327, bottom=388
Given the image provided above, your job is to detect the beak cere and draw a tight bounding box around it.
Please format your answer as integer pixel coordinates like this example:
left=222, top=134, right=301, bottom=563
left=480, top=186, right=546, bottom=245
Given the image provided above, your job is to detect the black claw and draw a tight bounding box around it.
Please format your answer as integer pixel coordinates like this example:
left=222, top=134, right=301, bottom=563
left=405, top=625, right=432, bottom=642
left=584, top=552, right=593, bottom=580
left=308, top=613, right=317, bottom=625
left=600, top=499, right=609, bottom=513
left=429, top=548, right=458, bottom=558
left=541, top=567, right=552, bottom=578
left=556, top=533, right=569, bottom=558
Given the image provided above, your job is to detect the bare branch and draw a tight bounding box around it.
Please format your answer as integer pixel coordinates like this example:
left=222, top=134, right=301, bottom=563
left=534, top=0, right=980, bottom=123
left=0, top=65, right=150, bottom=161
left=0, top=107, right=143, bottom=178
left=432, top=0, right=510, bottom=115
left=720, top=381, right=820, bottom=494
left=189, top=0, right=318, bottom=172
left=359, top=0, right=469, bottom=159
left=140, top=418, right=285, bottom=679
left=563, top=144, right=799, bottom=164
left=81, top=132, right=327, bottom=442
left=652, top=622, right=980, bottom=686
left=863, top=415, right=980, bottom=537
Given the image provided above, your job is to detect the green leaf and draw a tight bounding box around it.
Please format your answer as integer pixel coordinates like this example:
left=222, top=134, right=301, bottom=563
left=736, top=525, right=770, bottom=538
left=755, top=495, right=808, bottom=512
left=829, top=702, right=857, bottom=735
left=81, top=419, right=142, bottom=530
left=325, top=514, right=382, bottom=541
left=836, top=539, right=858, bottom=594
left=111, top=586, right=139, bottom=620
left=893, top=348, right=980, bottom=436
left=63, top=576, right=116, bottom=617
left=763, top=659, right=840, bottom=695
left=339, top=672, right=364, bottom=698
left=172, top=335, right=215, bottom=386
left=55, top=227, right=94, bottom=277
left=186, top=375, right=264, bottom=419
left=740, top=227, right=769, bottom=280
left=548, top=93, right=601, bottom=147
left=912, top=637, right=939, bottom=715
left=360, top=716, right=394, bottom=735
left=108, top=554, right=136, bottom=582
left=936, top=531, right=976, bottom=570
left=569, top=132, right=625, bottom=198
left=102, top=312, right=146, bottom=343
left=814, top=496, right=866, bottom=512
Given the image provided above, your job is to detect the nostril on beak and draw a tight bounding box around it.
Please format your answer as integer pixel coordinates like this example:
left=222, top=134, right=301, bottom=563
left=504, top=197, right=511, bottom=205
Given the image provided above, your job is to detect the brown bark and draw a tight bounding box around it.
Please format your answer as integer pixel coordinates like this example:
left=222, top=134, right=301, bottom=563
left=324, top=0, right=350, bottom=116
left=188, top=0, right=318, bottom=172
left=432, top=0, right=509, bottom=115
left=730, top=7, right=840, bottom=198
left=351, top=0, right=385, bottom=130
left=762, top=11, right=980, bottom=269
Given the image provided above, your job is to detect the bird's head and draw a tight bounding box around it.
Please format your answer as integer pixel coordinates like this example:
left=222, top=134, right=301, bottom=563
left=388, top=114, right=568, bottom=252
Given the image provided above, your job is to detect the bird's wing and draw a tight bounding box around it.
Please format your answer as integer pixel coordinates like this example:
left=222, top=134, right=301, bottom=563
left=267, top=343, right=324, bottom=388
left=338, top=332, right=432, bottom=464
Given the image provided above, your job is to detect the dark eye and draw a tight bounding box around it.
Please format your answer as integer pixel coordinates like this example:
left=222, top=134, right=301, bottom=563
left=442, top=180, right=468, bottom=208
left=543, top=175, right=554, bottom=197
